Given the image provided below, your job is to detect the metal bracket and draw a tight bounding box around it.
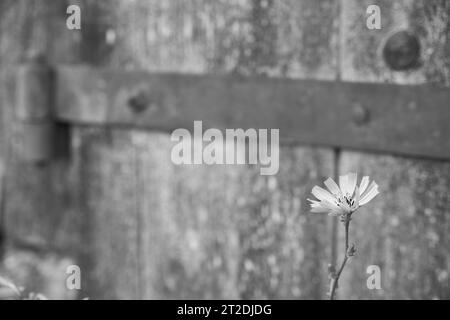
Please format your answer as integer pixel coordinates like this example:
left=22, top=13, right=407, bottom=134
left=14, top=56, right=70, bottom=163
left=15, top=63, right=450, bottom=162
left=14, top=55, right=54, bottom=163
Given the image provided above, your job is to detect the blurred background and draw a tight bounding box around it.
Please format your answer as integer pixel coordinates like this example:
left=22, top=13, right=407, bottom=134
left=0, top=0, right=449, bottom=299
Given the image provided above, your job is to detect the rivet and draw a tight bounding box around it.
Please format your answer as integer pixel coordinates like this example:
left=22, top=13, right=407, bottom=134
left=352, top=103, right=370, bottom=126
left=383, top=30, right=421, bottom=71
left=127, top=90, right=150, bottom=114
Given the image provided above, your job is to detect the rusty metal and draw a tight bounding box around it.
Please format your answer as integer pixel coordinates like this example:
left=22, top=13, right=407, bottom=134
left=383, top=30, right=421, bottom=71
left=50, top=65, right=450, bottom=161
left=127, top=90, right=150, bottom=114
left=351, top=103, right=370, bottom=126
left=14, top=56, right=54, bottom=163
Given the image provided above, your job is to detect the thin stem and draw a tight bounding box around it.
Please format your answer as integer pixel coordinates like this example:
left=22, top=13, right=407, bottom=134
left=329, top=217, right=350, bottom=300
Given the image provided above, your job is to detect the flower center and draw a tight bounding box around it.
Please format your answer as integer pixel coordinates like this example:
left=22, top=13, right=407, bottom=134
left=336, top=193, right=355, bottom=208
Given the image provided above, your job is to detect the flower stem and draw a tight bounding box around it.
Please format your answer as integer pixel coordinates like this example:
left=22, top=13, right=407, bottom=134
left=329, top=217, right=351, bottom=300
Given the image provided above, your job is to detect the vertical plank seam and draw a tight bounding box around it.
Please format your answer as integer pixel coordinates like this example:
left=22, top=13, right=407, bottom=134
left=0, top=71, right=6, bottom=261
left=330, top=149, right=340, bottom=269
left=133, top=140, right=144, bottom=299
left=336, top=0, right=344, bottom=82
left=329, top=0, right=345, bottom=286
left=0, top=162, right=5, bottom=260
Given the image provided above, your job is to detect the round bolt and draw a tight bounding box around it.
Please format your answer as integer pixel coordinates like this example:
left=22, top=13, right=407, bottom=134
left=127, top=90, right=150, bottom=114
left=352, top=104, right=370, bottom=126
left=383, top=30, right=421, bottom=71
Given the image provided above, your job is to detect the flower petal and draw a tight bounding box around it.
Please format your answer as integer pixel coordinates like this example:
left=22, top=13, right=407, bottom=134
left=359, top=189, right=379, bottom=206
left=360, top=181, right=376, bottom=199
left=339, top=175, right=349, bottom=194
left=308, top=199, right=321, bottom=208
left=359, top=176, right=370, bottom=195
left=320, top=199, right=340, bottom=210
left=359, top=182, right=379, bottom=206
left=324, top=177, right=341, bottom=195
left=311, top=186, right=336, bottom=203
left=346, top=173, right=357, bottom=195
left=310, top=197, right=340, bottom=214
left=353, top=186, right=360, bottom=209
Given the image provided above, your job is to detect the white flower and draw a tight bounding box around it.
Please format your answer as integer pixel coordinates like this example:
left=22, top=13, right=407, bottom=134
left=308, top=173, right=379, bottom=216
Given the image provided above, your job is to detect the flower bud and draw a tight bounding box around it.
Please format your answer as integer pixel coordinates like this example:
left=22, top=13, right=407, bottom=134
left=347, top=244, right=357, bottom=257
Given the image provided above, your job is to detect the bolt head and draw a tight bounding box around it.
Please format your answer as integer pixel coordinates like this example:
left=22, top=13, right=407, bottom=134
left=352, top=104, right=370, bottom=126
left=383, top=30, right=421, bottom=71
left=127, top=91, right=149, bottom=114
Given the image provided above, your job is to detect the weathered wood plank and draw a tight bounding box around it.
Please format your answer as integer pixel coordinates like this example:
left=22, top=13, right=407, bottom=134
left=3, top=0, right=339, bottom=299
left=237, top=148, right=334, bottom=299
left=79, top=0, right=260, bottom=300
left=232, top=0, right=339, bottom=299
left=72, top=128, right=141, bottom=299
left=119, top=0, right=339, bottom=299
left=135, top=138, right=334, bottom=299
left=136, top=135, right=244, bottom=299
left=0, top=0, right=135, bottom=299
left=339, top=0, right=450, bottom=299
left=66, top=0, right=338, bottom=299
left=0, top=0, right=95, bottom=299
left=340, top=153, right=450, bottom=299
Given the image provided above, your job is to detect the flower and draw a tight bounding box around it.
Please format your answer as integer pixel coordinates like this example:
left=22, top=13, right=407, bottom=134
left=308, top=173, right=379, bottom=216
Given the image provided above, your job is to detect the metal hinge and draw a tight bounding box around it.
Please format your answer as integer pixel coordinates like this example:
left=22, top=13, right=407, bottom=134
left=14, top=56, right=450, bottom=163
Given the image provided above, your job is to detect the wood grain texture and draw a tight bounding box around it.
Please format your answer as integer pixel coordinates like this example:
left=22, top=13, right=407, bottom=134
left=78, top=0, right=339, bottom=299
left=136, top=141, right=334, bottom=299
left=340, top=153, right=450, bottom=299
left=0, top=0, right=125, bottom=299
left=72, top=128, right=141, bottom=299
left=137, top=135, right=245, bottom=299
left=339, top=0, right=450, bottom=299
left=222, top=0, right=338, bottom=299
left=2, top=0, right=340, bottom=299
left=237, top=148, right=333, bottom=299
left=0, top=0, right=109, bottom=248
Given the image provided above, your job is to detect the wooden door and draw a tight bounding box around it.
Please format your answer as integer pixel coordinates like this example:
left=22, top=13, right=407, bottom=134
left=0, top=0, right=449, bottom=300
